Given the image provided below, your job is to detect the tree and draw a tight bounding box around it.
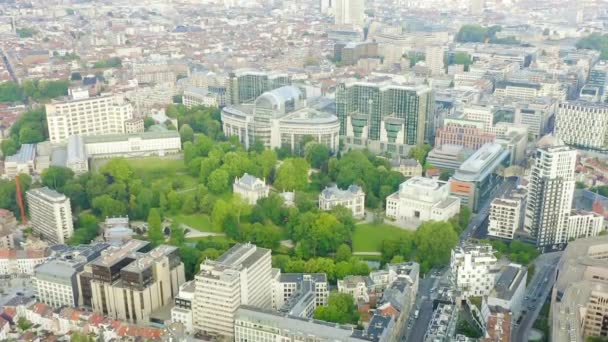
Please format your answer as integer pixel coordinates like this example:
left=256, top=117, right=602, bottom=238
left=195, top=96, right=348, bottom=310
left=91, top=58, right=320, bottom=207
left=414, top=221, right=458, bottom=272
left=169, top=222, right=186, bottom=246
left=41, top=166, right=74, bottom=190
left=144, top=116, right=155, bottom=129
left=0, top=81, right=22, bottom=102
left=179, top=123, right=194, bottom=143
left=69, top=213, right=99, bottom=245
left=408, top=144, right=432, bottom=165
left=17, top=317, right=33, bottom=331
left=314, top=292, right=360, bottom=325
left=255, top=149, right=278, bottom=179
left=305, top=143, right=330, bottom=169
left=336, top=244, right=352, bottom=262
left=1, top=138, right=18, bottom=156
left=147, top=208, right=164, bottom=246
left=179, top=245, right=201, bottom=280
left=274, top=158, right=309, bottom=191
left=92, top=195, right=126, bottom=218
left=455, top=24, right=489, bottom=43
left=100, top=158, right=133, bottom=183
left=207, top=169, right=230, bottom=194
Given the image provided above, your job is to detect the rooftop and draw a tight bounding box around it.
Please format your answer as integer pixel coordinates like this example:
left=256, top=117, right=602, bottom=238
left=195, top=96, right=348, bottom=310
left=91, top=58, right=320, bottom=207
left=453, top=143, right=509, bottom=182
left=5, top=144, right=36, bottom=164
left=82, top=130, right=180, bottom=144
left=491, top=264, right=527, bottom=301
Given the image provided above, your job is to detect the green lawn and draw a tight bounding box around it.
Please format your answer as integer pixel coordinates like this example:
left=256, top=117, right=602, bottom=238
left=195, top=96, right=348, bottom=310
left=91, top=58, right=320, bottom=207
left=126, top=157, right=200, bottom=190
left=352, top=223, right=411, bottom=252
left=170, top=213, right=219, bottom=232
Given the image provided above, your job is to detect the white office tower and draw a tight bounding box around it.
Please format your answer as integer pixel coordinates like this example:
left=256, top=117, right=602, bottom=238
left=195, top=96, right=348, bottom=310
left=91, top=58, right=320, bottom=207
left=524, top=135, right=577, bottom=248
left=193, top=243, right=272, bottom=339
left=320, top=0, right=334, bottom=15
left=470, top=0, right=484, bottom=15
left=425, top=45, right=445, bottom=76
left=334, top=0, right=364, bottom=27
left=26, top=187, right=74, bottom=245
left=451, top=244, right=497, bottom=298
left=555, top=101, right=608, bottom=152
left=46, top=89, right=134, bottom=143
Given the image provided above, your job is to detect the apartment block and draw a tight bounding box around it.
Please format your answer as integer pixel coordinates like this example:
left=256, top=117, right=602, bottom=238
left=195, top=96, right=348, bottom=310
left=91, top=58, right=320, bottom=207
left=451, top=244, right=497, bottom=298
left=271, top=270, right=329, bottom=310
left=46, top=89, right=134, bottom=143
left=26, top=187, right=74, bottom=245
left=488, top=194, right=525, bottom=240
left=555, top=101, right=608, bottom=152
left=193, top=243, right=272, bottom=339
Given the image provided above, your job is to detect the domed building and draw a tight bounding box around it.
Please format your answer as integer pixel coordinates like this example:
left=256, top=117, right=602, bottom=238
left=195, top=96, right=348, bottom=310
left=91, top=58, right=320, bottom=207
left=221, top=86, right=340, bottom=153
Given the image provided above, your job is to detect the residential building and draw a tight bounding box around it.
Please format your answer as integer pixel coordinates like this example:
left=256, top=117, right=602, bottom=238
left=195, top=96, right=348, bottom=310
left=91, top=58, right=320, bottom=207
left=183, top=86, right=224, bottom=108
left=567, top=210, right=604, bottom=241
left=426, top=45, right=445, bottom=75
left=524, top=135, right=577, bottom=248
left=483, top=264, right=527, bottom=319
left=4, top=143, right=36, bottom=179
left=0, top=248, right=52, bottom=276
left=0, top=209, right=17, bottom=249
left=89, top=241, right=185, bottom=324
left=390, top=158, right=423, bottom=178
left=193, top=243, right=272, bottom=338
left=451, top=244, right=497, bottom=298
left=26, top=187, right=74, bottom=245
left=449, top=143, right=510, bottom=212
left=34, top=244, right=109, bottom=308
left=46, top=89, right=134, bottom=143
left=337, top=275, right=372, bottom=303
left=233, top=173, right=270, bottom=205
left=487, top=189, right=526, bottom=240
left=385, top=177, right=460, bottom=225
left=271, top=270, right=329, bottom=309
left=424, top=302, right=458, bottom=342
left=124, top=117, right=144, bottom=134
left=319, top=184, right=365, bottom=218
left=334, top=0, right=364, bottom=27
left=171, top=281, right=196, bottom=333
left=434, top=119, right=495, bottom=150
left=226, top=69, right=291, bottom=105
left=337, top=81, right=435, bottom=157
left=494, top=81, right=542, bottom=101
left=222, top=86, right=340, bottom=153
left=234, top=305, right=391, bottom=341
left=555, top=101, right=608, bottom=152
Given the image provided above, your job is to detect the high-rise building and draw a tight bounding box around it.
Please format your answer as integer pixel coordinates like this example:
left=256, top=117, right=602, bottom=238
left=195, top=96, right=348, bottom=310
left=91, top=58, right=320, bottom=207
left=193, top=243, right=272, bottom=338
left=425, top=45, right=445, bottom=75
left=487, top=192, right=525, bottom=240
left=226, top=69, right=291, bottom=105
left=555, top=101, right=608, bottom=152
left=587, top=61, right=608, bottom=101
left=26, top=187, right=74, bottom=245
left=46, top=89, right=134, bottom=143
left=524, top=135, right=577, bottom=248
left=334, top=0, right=364, bottom=27
left=87, top=240, right=185, bottom=324
left=336, top=81, right=435, bottom=157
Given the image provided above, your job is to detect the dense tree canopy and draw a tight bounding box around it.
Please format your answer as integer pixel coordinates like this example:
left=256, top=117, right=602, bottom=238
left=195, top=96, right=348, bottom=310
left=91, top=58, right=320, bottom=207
left=314, top=292, right=360, bottom=325
left=22, top=79, right=69, bottom=102
left=577, top=33, right=608, bottom=60
left=0, top=81, right=22, bottom=102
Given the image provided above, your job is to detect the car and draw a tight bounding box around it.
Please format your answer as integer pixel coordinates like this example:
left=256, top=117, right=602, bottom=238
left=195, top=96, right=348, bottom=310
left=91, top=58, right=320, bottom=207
left=524, top=296, right=529, bottom=300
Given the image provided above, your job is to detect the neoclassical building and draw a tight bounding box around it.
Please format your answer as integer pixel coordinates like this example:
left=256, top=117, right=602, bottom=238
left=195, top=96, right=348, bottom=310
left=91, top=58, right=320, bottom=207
left=221, top=86, right=340, bottom=153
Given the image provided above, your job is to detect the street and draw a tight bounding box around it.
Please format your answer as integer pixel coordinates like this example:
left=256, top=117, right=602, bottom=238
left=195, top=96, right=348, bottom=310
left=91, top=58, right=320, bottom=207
left=511, top=252, right=561, bottom=342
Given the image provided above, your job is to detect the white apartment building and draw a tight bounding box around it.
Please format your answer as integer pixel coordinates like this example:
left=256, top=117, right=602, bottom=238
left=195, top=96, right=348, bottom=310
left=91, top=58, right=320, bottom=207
left=426, top=45, right=445, bottom=75
left=193, top=243, right=272, bottom=339
left=451, top=244, right=497, bottom=298
left=271, top=270, right=329, bottom=309
left=26, top=187, right=74, bottom=245
left=319, top=185, right=365, bottom=218
left=0, top=248, right=51, bottom=276
left=524, top=135, right=578, bottom=248
left=89, top=242, right=185, bottom=324
left=233, top=173, right=270, bottom=205
left=81, top=131, right=181, bottom=158
left=488, top=197, right=524, bottom=240
left=46, top=89, right=134, bottom=143
left=171, top=281, right=196, bottom=333
left=555, top=101, right=608, bottom=151
left=385, top=177, right=460, bottom=225
left=567, top=210, right=604, bottom=241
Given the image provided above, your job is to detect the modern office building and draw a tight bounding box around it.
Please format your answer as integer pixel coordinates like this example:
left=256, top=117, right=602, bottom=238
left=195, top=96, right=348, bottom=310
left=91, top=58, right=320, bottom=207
left=183, top=86, right=225, bottom=108
left=425, top=45, right=445, bottom=75
left=451, top=244, right=497, bottom=298
left=26, top=187, right=74, bottom=245
left=171, top=281, right=196, bottom=333
left=334, top=41, right=378, bottom=65
left=426, top=144, right=474, bottom=171
left=88, top=241, right=185, bottom=324
left=46, top=89, right=134, bottom=143
left=555, top=101, right=608, bottom=152
left=336, top=80, right=434, bottom=157
left=34, top=243, right=109, bottom=308
left=82, top=131, right=182, bottom=158
left=319, top=184, right=365, bottom=218
left=221, top=86, right=340, bottom=153
left=334, top=0, right=364, bottom=27
left=226, top=69, right=291, bottom=105
left=193, top=243, right=272, bottom=339
left=385, top=177, right=460, bottom=225
left=587, top=61, right=608, bottom=101
left=449, top=143, right=510, bottom=212
left=494, top=81, right=542, bottom=101
left=524, top=135, right=577, bottom=248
